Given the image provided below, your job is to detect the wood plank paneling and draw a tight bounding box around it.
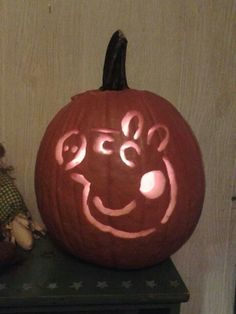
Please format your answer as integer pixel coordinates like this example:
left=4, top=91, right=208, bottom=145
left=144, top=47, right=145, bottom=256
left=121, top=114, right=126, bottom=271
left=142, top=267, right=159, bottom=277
left=0, top=1, right=235, bottom=313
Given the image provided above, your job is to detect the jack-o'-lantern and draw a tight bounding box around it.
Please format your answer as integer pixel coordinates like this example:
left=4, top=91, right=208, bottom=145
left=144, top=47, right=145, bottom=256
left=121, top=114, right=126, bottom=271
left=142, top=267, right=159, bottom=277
left=35, top=31, right=205, bottom=269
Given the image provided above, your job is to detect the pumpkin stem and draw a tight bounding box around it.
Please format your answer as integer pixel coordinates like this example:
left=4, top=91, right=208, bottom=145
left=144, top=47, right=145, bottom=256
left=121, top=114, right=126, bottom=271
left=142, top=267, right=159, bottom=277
left=100, top=30, right=129, bottom=91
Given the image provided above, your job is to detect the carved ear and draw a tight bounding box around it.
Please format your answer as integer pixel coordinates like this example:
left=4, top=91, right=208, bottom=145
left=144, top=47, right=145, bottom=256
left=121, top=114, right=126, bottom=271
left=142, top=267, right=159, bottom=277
left=147, top=125, right=169, bottom=152
left=121, top=111, right=144, bottom=140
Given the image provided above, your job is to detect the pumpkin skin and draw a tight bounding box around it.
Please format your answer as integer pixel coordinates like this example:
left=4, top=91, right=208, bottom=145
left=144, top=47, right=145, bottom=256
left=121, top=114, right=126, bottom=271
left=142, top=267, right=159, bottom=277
left=35, top=88, right=205, bottom=269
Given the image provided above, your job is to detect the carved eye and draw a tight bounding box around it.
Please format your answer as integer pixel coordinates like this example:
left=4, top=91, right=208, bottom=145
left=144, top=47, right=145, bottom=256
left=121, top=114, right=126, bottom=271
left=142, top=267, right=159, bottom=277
left=120, top=141, right=141, bottom=168
left=93, top=134, right=114, bottom=155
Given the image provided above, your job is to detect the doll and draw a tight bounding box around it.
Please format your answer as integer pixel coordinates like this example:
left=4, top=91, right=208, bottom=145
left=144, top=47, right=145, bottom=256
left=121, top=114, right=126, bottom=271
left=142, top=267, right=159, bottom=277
left=0, top=143, right=45, bottom=250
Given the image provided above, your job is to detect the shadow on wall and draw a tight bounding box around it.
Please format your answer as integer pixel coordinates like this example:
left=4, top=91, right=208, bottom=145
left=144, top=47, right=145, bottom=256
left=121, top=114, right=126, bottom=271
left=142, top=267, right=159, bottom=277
left=173, top=226, right=212, bottom=312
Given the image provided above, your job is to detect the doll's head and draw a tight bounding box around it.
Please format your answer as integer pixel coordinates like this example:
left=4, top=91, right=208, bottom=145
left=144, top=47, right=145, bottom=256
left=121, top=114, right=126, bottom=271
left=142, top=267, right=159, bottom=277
left=0, top=143, right=14, bottom=176
left=0, top=143, right=5, bottom=159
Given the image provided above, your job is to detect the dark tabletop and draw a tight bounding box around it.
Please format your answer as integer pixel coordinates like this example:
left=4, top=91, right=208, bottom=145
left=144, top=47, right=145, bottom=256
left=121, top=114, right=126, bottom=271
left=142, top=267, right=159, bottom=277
left=0, top=237, right=189, bottom=312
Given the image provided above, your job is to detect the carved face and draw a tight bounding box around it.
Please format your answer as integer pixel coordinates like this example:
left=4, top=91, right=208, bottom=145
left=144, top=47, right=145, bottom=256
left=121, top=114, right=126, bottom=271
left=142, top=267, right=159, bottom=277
left=55, top=110, right=177, bottom=239
left=35, top=89, right=205, bottom=269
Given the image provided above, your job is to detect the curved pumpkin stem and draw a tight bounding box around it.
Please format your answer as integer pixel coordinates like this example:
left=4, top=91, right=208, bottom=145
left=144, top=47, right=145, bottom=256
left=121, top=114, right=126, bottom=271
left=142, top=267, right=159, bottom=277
left=100, top=30, right=129, bottom=91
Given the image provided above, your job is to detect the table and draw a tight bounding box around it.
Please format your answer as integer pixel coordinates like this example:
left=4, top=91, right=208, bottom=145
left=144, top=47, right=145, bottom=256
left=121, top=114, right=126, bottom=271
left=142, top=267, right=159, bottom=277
left=0, top=237, right=189, bottom=313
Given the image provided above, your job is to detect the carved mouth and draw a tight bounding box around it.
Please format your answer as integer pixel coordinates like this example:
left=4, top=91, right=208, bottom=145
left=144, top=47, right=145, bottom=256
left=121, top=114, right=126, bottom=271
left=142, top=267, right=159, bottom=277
left=70, top=173, right=156, bottom=239
left=70, top=155, right=177, bottom=239
left=93, top=197, right=136, bottom=217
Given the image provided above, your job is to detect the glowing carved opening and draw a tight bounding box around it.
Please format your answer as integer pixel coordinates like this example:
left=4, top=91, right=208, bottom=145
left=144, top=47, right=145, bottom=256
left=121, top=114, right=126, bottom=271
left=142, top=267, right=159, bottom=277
left=120, top=141, right=141, bottom=168
left=93, top=134, right=114, bottom=155
left=139, top=171, right=166, bottom=199
left=55, top=130, right=87, bottom=171
left=93, top=197, right=136, bottom=216
left=92, top=128, right=119, bottom=134
left=71, top=173, right=156, bottom=239
left=55, top=130, right=79, bottom=165
left=121, top=111, right=144, bottom=140
left=56, top=111, right=177, bottom=235
left=147, top=125, right=170, bottom=152
left=160, top=158, right=177, bottom=224
left=71, top=145, right=79, bottom=154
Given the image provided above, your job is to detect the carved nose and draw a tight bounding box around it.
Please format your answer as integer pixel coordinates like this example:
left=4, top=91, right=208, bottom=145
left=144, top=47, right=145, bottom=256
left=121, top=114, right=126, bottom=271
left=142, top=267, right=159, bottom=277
left=55, top=130, right=87, bottom=171
left=139, top=170, right=166, bottom=199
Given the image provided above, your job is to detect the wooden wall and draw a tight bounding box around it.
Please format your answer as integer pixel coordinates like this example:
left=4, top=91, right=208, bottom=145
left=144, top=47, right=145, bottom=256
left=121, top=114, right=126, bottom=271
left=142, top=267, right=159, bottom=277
left=0, top=1, right=235, bottom=313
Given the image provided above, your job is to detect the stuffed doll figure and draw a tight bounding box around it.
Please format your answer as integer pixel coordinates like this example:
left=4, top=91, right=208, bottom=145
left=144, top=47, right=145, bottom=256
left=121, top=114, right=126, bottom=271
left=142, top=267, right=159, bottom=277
left=0, top=143, right=45, bottom=250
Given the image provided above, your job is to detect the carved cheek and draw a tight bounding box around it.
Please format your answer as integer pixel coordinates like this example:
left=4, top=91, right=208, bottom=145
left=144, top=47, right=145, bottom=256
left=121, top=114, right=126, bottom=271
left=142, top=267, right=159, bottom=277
left=139, top=170, right=166, bottom=199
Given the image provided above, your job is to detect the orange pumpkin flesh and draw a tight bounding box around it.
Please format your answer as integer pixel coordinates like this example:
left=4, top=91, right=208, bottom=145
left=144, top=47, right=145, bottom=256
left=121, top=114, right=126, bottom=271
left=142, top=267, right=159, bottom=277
left=35, top=31, right=204, bottom=269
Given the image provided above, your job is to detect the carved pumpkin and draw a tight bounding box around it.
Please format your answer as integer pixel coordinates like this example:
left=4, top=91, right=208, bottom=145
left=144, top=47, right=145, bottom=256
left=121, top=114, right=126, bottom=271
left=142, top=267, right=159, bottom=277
left=35, top=31, right=205, bottom=269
